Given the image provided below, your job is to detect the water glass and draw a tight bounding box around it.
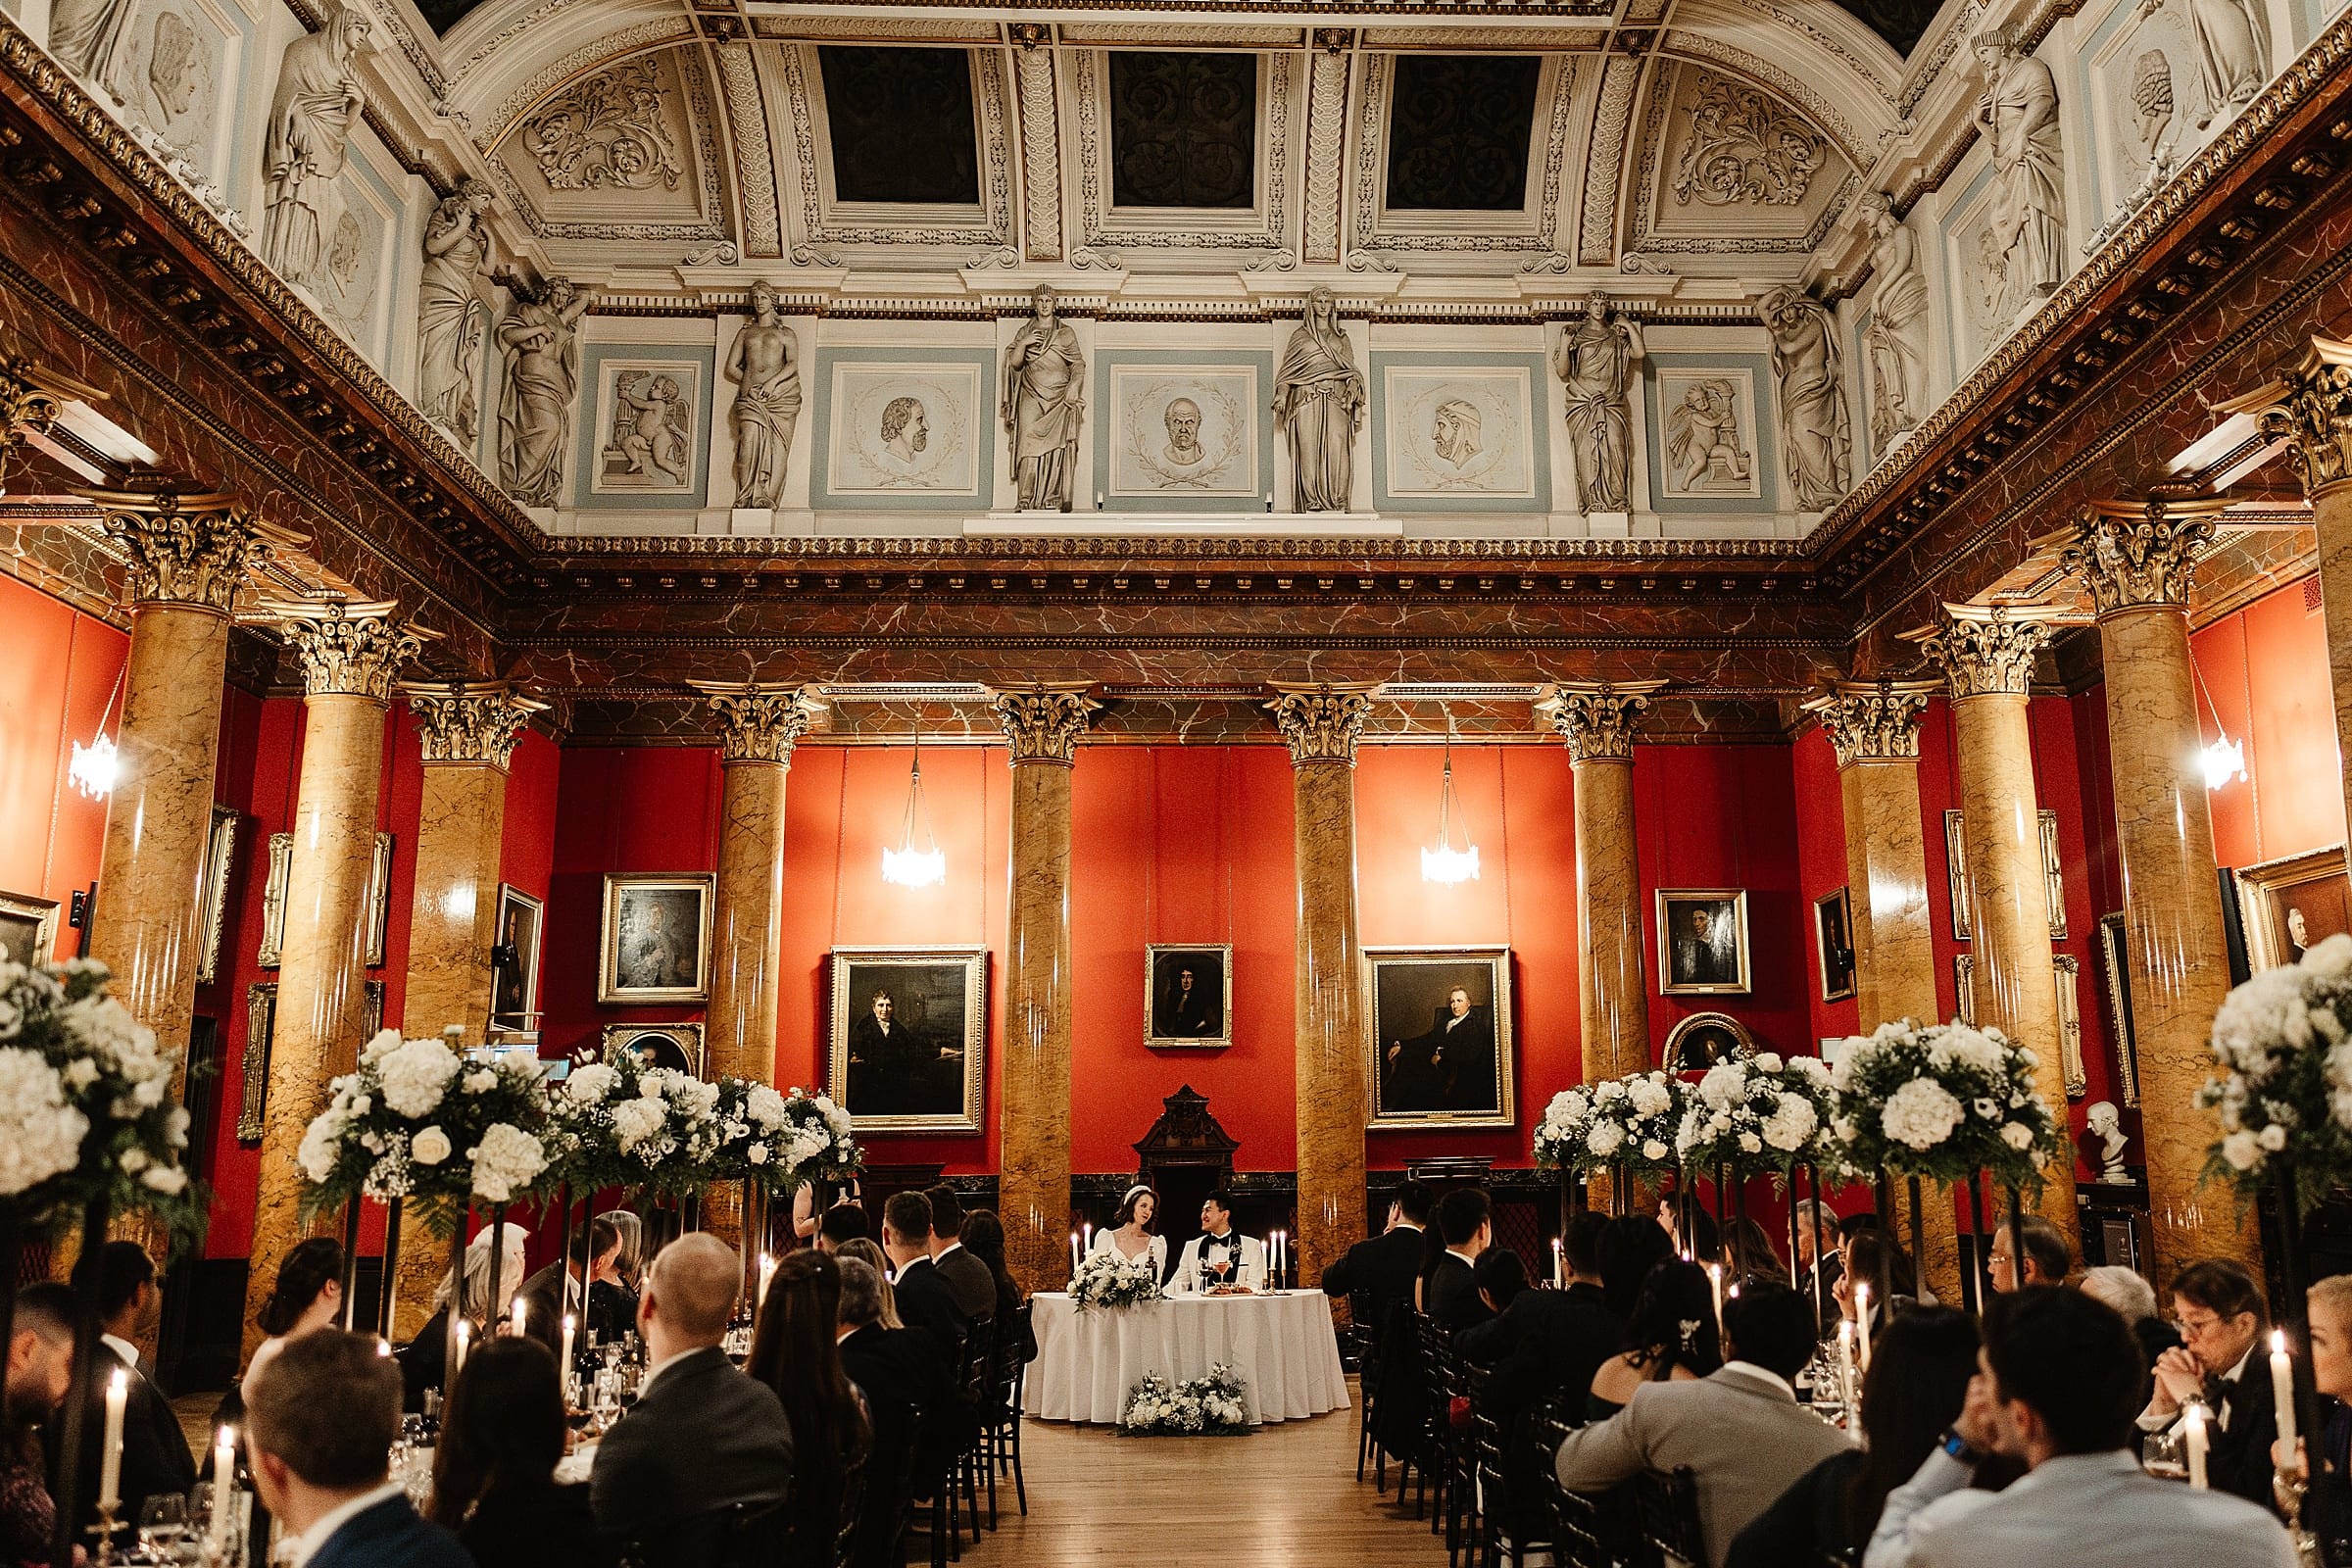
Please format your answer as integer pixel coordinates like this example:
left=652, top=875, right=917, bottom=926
left=2142, top=1427, right=2188, bottom=1481
left=139, top=1494, right=189, bottom=1559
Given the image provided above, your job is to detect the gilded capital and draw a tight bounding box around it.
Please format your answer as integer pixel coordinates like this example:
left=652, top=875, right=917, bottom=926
left=688, top=681, right=821, bottom=765
left=403, top=681, right=549, bottom=770
left=1913, top=605, right=2056, bottom=700
left=90, top=490, right=300, bottom=613
left=2059, top=500, right=2220, bottom=615
left=263, top=598, right=433, bottom=703
left=1539, top=680, right=1668, bottom=763
left=991, top=684, right=1101, bottom=765
left=1803, top=679, right=1937, bottom=766
left=1266, top=683, right=1375, bottom=767
left=2245, top=335, right=2352, bottom=501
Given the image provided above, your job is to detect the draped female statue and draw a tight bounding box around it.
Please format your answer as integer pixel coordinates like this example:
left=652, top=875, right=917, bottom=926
left=260, top=4, right=372, bottom=288
left=1001, top=286, right=1084, bottom=512
left=416, top=180, right=494, bottom=447
left=1973, top=24, right=2066, bottom=317
left=496, top=275, right=593, bottom=509
left=1551, top=293, right=1643, bottom=514
left=1760, top=287, right=1850, bottom=511
left=726, top=279, right=802, bottom=509
left=1272, top=287, right=1364, bottom=513
left=1858, top=192, right=1929, bottom=448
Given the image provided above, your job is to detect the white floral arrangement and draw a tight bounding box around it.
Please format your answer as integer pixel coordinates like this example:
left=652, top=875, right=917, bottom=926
left=1675, top=1054, right=1837, bottom=1176
left=1533, top=1071, right=1688, bottom=1173
left=710, top=1079, right=861, bottom=1193
left=1827, top=1018, right=2060, bottom=1187
left=1119, top=1363, right=1250, bottom=1436
left=0, top=956, right=203, bottom=1248
left=2198, top=933, right=2352, bottom=1201
left=299, top=1030, right=551, bottom=1230
left=547, top=1053, right=721, bottom=1199
left=1070, top=1248, right=1162, bottom=1312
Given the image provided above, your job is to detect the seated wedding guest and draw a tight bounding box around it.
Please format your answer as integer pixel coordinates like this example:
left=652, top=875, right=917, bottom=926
left=816, top=1205, right=870, bottom=1251
left=588, top=1210, right=641, bottom=1343
left=795, top=1175, right=865, bottom=1245
left=589, top=1234, right=795, bottom=1542
left=1092, top=1184, right=1171, bottom=1283
left=246, top=1329, right=471, bottom=1568
left=427, top=1338, right=611, bottom=1568
left=56, top=1241, right=193, bottom=1538
left=1837, top=1231, right=1919, bottom=1336
left=2135, top=1258, right=2277, bottom=1510
left=249, top=1237, right=347, bottom=1386
left=1464, top=1213, right=1623, bottom=1403
left=1558, top=1281, right=1853, bottom=1568
left=923, top=1186, right=997, bottom=1323
left=2277, top=1273, right=2352, bottom=1544
left=1171, top=1191, right=1266, bottom=1294
left=1475, top=1249, right=1529, bottom=1318
left=882, top=1192, right=970, bottom=1354
left=514, top=1218, right=621, bottom=1358
left=959, top=1210, right=1037, bottom=1361
left=4, top=1285, right=74, bottom=1566
left=1659, top=1198, right=1719, bottom=1262
left=1793, top=1199, right=1842, bottom=1315
left=2080, top=1265, right=2180, bottom=1380
left=748, top=1251, right=870, bottom=1565
left=1989, top=1214, right=2073, bottom=1293
left=405, top=1222, right=532, bottom=1411
left=1322, top=1181, right=1430, bottom=1341
left=836, top=1257, right=954, bottom=1568
left=1727, top=1306, right=1980, bottom=1568
left=1597, top=1215, right=1675, bottom=1320
left=835, top=1240, right=904, bottom=1329
left=1865, top=1287, right=2294, bottom=1568
left=1726, top=1218, right=1783, bottom=1283
left=1588, top=1260, right=1722, bottom=1421
left=1427, top=1187, right=1496, bottom=1333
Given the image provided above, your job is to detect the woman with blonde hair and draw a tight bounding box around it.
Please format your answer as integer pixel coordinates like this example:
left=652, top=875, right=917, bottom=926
left=835, top=1238, right=904, bottom=1329
left=403, top=1222, right=530, bottom=1411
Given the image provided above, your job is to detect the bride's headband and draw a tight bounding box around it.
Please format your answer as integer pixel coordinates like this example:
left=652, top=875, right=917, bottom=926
left=1121, top=1183, right=1154, bottom=1206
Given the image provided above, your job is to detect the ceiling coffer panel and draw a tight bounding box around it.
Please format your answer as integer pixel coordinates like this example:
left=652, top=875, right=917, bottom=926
left=1629, top=60, right=1858, bottom=254
left=488, top=46, right=729, bottom=242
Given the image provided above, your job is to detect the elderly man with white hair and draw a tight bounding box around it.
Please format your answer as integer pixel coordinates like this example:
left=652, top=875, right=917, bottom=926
left=2079, top=1264, right=2180, bottom=1382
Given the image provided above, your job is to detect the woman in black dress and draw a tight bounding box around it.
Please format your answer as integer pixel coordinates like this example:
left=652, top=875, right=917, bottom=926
left=428, top=1338, right=612, bottom=1568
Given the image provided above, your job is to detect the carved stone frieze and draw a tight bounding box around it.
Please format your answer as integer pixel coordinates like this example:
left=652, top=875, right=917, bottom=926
left=1539, top=679, right=1668, bottom=763
left=1670, top=71, right=1825, bottom=208
left=2253, top=335, right=2352, bottom=501
left=1916, top=605, right=2057, bottom=700
left=88, top=490, right=299, bottom=612
left=1011, top=34, right=1062, bottom=262
left=713, top=43, right=783, bottom=259
left=1580, top=56, right=1642, bottom=265
left=1266, top=683, right=1374, bottom=767
left=1301, top=42, right=1348, bottom=265
left=689, top=680, right=819, bottom=764
left=992, top=684, right=1101, bottom=764
left=2058, top=501, right=2220, bottom=614
left=1806, top=678, right=1937, bottom=765
left=404, top=680, right=549, bottom=769
left=264, top=598, right=432, bottom=703
left=520, top=58, right=685, bottom=193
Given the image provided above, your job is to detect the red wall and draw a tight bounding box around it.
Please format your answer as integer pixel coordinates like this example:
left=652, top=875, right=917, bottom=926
left=2191, top=579, right=2344, bottom=866
left=0, top=575, right=126, bottom=962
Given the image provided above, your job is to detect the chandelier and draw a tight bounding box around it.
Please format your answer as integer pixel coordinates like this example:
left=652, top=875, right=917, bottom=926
left=1420, top=715, right=1480, bottom=885
left=2189, top=655, right=2247, bottom=792
left=881, top=726, right=946, bottom=888
left=69, top=664, right=124, bottom=800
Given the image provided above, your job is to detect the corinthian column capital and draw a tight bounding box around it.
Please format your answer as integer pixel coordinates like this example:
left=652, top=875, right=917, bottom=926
left=1804, top=678, right=1938, bottom=766
left=1912, top=604, right=2061, bottom=700
left=89, top=490, right=302, bottom=613
left=990, top=684, right=1101, bottom=765
left=263, top=598, right=434, bottom=702
left=688, top=681, right=821, bottom=765
left=1266, top=683, right=1376, bottom=767
left=1539, top=680, right=1668, bottom=763
left=403, top=681, right=549, bottom=770
left=2243, top=334, right=2352, bottom=502
left=2059, top=500, right=2223, bottom=615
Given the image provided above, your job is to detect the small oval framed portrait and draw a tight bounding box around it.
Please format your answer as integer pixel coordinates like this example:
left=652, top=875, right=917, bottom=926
left=1662, top=1012, right=1754, bottom=1073
left=601, top=1022, right=705, bottom=1078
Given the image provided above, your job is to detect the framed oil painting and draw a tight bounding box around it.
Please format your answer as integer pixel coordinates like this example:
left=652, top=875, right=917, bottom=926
left=489, top=884, right=544, bottom=1039
left=1943, top=808, right=2066, bottom=942
left=1145, top=944, right=1231, bottom=1048
left=1814, top=886, right=1856, bottom=1003
left=0, top=889, right=60, bottom=966
left=241, top=978, right=381, bottom=1141
left=1657, top=889, right=1750, bottom=994
left=1662, top=1011, right=1754, bottom=1072
left=1362, top=945, right=1514, bottom=1130
left=598, top=873, right=714, bottom=1004
left=2096, top=911, right=2140, bottom=1106
left=2235, top=845, right=2352, bottom=972
left=601, top=1022, right=706, bottom=1078
left=194, top=805, right=237, bottom=986
left=827, top=946, right=988, bottom=1133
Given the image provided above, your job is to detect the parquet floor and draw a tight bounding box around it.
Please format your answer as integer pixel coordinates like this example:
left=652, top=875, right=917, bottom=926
left=956, top=1384, right=1448, bottom=1568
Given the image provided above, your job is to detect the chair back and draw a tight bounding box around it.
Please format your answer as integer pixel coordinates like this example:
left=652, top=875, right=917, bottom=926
left=956, top=1313, right=995, bottom=1406
left=987, top=1302, right=1030, bottom=1412
left=831, top=1449, right=867, bottom=1568
left=620, top=1496, right=792, bottom=1568
left=1633, top=1465, right=1706, bottom=1568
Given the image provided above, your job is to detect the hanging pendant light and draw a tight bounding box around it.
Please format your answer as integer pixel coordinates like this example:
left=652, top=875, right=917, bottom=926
left=69, top=663, right=124, bottom=800
left=2188, top=653, right=2248, bottom=792
left=881, top=722, right=946, bottom=888
left=1420, top=713, right=1480, bottom=885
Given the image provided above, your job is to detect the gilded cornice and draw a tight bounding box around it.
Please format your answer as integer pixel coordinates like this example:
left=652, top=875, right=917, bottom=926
left=2056, top=500, right=2224, bottom=616
left=686, top=681, right=821, bottom=765
left=403, top=680, right=549, bottom=769
left=1266, top=683, right=1377, bottom=766
left=989, top=685, right=1102, bottom=765
left=263, top=599, right=433, bottom=703
left=1537, top=680, right=1669, bottom=763
left=1803, top=678, right=1937, bottom=766
left=86, top=489, right=302, bottom=614
left=1911, top=604, right=2060, bottom=700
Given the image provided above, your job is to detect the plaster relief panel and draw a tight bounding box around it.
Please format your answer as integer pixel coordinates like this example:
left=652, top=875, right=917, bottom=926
left=1631, top=62, right=1857, bottom=255
left=1653, top=368, right=1762, bottom=501
left=812, top=350, right=995, bottom=510
left=490, top=48, right=727, bottom=240
left=592, top=360, right=703, bottom=496
left=98, top=0, right=245, bottom=183
left=1372, top=355, right=1548, bottom=514
left=1095, top=354, right=1273, bottom=509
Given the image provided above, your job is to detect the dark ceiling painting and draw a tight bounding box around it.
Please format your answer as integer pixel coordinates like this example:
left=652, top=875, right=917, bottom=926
left=1384, top=54, right=1542, bottom=213
left=418, top=0, right=483, bottom=33
left=1108, top=50, right=1258, bottom=210
left=1834, top=0, right=1941, bottom=56
left=818, top=46, right=983, bottom=206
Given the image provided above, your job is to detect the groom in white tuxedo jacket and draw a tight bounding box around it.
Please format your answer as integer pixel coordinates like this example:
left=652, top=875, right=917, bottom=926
left=1168, top=1190, right=1266, bottom=1294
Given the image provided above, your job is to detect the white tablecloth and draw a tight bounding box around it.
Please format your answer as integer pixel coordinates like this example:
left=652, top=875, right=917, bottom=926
left=1022, top=1291, right=1351, bottom=1426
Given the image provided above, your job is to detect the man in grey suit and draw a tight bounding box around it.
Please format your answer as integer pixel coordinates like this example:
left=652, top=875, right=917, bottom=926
left=1557, top=1281, right=1852, bottom=1567
left=590, top=1234, right=795, bottom=1541
left=925, top=1185, right=998, bottom=1324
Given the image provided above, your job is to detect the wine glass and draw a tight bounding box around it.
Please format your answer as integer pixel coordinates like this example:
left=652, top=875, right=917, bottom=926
left=139, top=1494, right=189, bottom=1560
left=2142, top=1426, right=2187, bottom=1481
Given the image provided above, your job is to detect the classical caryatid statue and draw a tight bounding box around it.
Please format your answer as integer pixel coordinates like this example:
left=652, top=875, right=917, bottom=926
left=416, top=180, right=495, bottom=448
left=495, top=275, right=593, bottom=509
left=1760, top=287, right=1851, bottom=511
left=1551, top=293, right=1643, bottom=514
left=1002, top=285, right=1084, bottom=512
left=726, top=279, right=802, bottom=509
left=1972, top=24, right=2066, bottom=317
left=1858, top=191, right=1930, bottom=449
left=1272, top=287, right=1365, bottom=513
left=260, top=2, right=374, bottom=288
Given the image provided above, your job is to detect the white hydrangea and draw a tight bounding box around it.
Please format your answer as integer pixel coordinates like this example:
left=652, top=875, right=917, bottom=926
left=141, top=1165, right=187, bottom=1195
left=377, top=1038, right=462, bottom=1118
left=565, top=1063, right=617, bottom=1105
left=462, top=1069, right=498, bottom=1094
left=0, top=1048, right=89, bottom=1197
left=2325, top=1040, right=2352, bottom=1131
left=1696, top=1063, right=1748, bottom=1109
left=1761, top=1092, right=1818, bottom=1153
left=1628, top=1075, right=1674, bottom=1116
left=746, top=1085, right=789, bottom=1129
left=1881, top=1077, right=1964, bottom=1152
left=2306, top=933, right=2352, bottom=982
left=611, top=1097, right=666, bottom=1152
left=298, top=1111, right=346, bottom=1182
left=360, top=1029, right=402, bottom=1065
left=468, top=1122, right=547, bottom=1203
left=1587, top=1120, right=1626, bottom=1157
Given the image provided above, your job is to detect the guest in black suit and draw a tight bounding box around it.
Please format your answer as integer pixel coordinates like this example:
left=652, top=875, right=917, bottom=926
left=816, top=1205, right=870, bottom=1251
left=428, top=1338, right=612, bottom=1568
left=882, top=1192, right=970, bottom=1357
left=3, top=1285, right=75, bottom=1566
left=514, top=1217, right=621, bottom=1364
left=589, top=1234, right=796, bottom=1542
left=247, top=1330, right=471, bottom=1568
left=1324, top=1183, right=1433, bottom=1341
left=923, top=1187, right=998, bottom=1325
left=2137, top=1258, right=2280, bottom=1512
left=836, top=1257, right=955, bottom=1568
left=1463, top=1213, right=1625, bottom=1404
left=52, top=1242, right=193, bottom=1541
left=1428, top=1187, right=1497, bottom=1335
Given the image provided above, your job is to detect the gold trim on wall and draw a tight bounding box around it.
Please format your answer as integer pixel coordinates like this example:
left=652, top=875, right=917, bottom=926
left=194, top=805, right=237, bottom=986
left=238, top=982, right=275, bottom=1142
left=365, top=832, right=395, bottom=969
left=1942, top=808, right=2065, bottom=943
left=2096, top=912, right=2139, bottom=1108
left=2054, top=953, right=2083, bottom=1099
left=259, top=833, right=290, bottom=968
left=600, top=1021, right=707, bottom=1078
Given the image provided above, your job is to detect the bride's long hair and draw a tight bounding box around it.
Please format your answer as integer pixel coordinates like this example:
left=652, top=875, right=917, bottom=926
left=1114, top=1185, right=1160, bottom=1233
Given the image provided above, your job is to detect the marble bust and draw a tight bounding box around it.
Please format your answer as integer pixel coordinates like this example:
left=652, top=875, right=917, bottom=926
left=2086, top=1100, right=2130, bottom=1183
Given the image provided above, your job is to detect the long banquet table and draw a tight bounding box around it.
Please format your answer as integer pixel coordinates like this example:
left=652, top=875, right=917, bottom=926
left=1022, top=1290, right=1351, bottom=1426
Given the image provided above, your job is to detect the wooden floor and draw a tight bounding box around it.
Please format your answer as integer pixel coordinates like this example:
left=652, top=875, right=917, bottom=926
left=957, top=1385, right=1447, bottom=1568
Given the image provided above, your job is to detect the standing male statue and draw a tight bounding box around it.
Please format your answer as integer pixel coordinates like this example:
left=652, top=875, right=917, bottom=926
left=1552, top=293, right=1643, bottom=514
left=1272, top=286, right=1364, bottom=513
left=725, top=279, right=802, bottom=509
left=1002, top=285, right=1084, bottom=512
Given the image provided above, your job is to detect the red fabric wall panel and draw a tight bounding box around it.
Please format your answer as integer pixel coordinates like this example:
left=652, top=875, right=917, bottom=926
left=0, top=575, right=127, bottom=956
left=1790, top=726, right=1858, bottom=1047
left=2192, top=580, right=2343, bottom=866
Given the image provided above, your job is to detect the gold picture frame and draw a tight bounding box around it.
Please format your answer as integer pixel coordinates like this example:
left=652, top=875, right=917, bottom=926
left=1953, top=952, right=2082, bottom=1097
left=0, top=889, right=61, bottom=966
left=242, top=978, right=382, bottom=1140
left=598, top=872, right=715, bottom=1004
left=1814, top=886, right=1855, bottom=1004
left=1656, top=889, right=1751, bottom=995
left=1942, top=808, right=2066, bottom=943
left=259, top=832, right=291, bottom=968
left=2234, top=844, right=2351, bottom=972
left=1362, top=944, right=1515, bottom=1130
left=827, top=946, right=988, bottom=1134
left=365, top=832, right=394, bottom=968
left=195, top=805, right=238, bottom=986
left=489, top=884, right=545, bottom=1040
left=2096, top=911, right=2140, bottom=1107
left=1144, top=944, right=1233, bottom=1049
left=1662, top=1011, right=1755, bottom=1072
left=601, top=1022, right=707, bottom=1078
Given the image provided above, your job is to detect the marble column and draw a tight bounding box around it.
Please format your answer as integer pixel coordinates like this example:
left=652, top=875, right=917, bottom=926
left=993, top=685, right=1100, bottom=1293
left=1919, top=605, right=2081, bottom=1248
left=1810, top=678, right=1961, bottom=1302
left=244, top=600, right=427, bottom=1352
left=1541, top=682, right=1665, bottom=1085
left=2061, top=501, right=2257, bottom=1283
left=1268, top=683, right=1376, bottom=1285
left=84, top=491, right=291, bottom=1068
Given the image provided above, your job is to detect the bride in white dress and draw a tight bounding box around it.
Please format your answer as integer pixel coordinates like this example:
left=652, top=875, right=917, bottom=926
left=1091, top=1184, right=1168, bottom=1282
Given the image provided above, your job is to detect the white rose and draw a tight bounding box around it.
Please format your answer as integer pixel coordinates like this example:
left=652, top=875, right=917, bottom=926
left=2259, top=1123, right=2289, bottom=1152
left=749, top=1142, right=769, bottom=1165
left=411, top=1125, right=454, bottom=1165
left=1999, top=1122, right=2035, bottom=1151
left=1738, top=1132, right=1763, bottom=1154
left=1642, top=1140, right=1670, bottom=1162
left=1754, top=1053, right=1784, bottom=1073
left=2222, top=1130, right=2263, bottom=1170
left=120, top=1148, right=150, bottom=1173
left=64, top=1058, right=99, bottom=1090
left=140, top=1164, right=187, bottom=1195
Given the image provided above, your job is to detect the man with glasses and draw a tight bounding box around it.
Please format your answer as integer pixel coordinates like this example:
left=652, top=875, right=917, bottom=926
left=2135, top=1259, right=2278, bottom=1511
left=1988, top=1214, right=2072, bottom=1293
